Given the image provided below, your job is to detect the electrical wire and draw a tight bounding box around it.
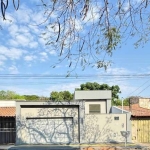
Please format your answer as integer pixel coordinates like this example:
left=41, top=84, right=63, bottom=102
left=136, top=84, right=150, bottom=96
left=127, top=79, right=150, bottom=97
left=0, top=74, right=150, bottom=79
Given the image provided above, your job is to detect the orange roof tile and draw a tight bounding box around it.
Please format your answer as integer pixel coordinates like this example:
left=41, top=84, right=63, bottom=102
left=0, top=107, right=16, bottom=117
left=116, top=105, right=150, bottom=117
left=131, top=103, right=150, bottom=117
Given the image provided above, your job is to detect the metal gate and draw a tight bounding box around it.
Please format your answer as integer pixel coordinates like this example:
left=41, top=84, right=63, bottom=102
left=0, top=117, right=16, bottom=144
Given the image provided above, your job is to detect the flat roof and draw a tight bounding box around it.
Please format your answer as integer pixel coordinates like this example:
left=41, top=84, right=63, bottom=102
left=74, top=90, right=111, bottom=100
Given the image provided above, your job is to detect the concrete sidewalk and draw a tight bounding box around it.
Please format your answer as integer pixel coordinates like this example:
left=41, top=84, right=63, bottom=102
left=0, top=145, right=80, bottom=150
left=0, top=143, right=149, bottom=150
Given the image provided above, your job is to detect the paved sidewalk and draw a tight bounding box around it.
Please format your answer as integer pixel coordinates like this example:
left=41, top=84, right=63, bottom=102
left=0, top=145, right=80, bottom=150
left=0, top=143, right=149, bottom=150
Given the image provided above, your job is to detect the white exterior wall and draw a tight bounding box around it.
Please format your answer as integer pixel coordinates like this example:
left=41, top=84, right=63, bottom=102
left=74, top=90, right=111, bottom=100
left=16, top=101, right=85, bottom=145
left=84, top=114, right=129, bottom=143
left=74, top=90, right=112, bottom=114
left=17, top=107, right=79, bottom=144
left=85, top=101, right=106, bottom=114
left=0, top=101, right=16, bottom=107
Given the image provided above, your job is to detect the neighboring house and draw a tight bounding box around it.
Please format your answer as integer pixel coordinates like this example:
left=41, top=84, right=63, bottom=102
left=0, top=101, right=16, bottom=144
left=15, top=90, right=131, bottom=145
left=114, top=97, right=150, bottom=143
left=130, top=97, right=150, bottom=143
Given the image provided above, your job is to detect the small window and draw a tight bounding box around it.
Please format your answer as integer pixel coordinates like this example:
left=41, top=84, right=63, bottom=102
left=89, top=104, right=101, bottom=114
left=114, top=116, right=119, bottom=120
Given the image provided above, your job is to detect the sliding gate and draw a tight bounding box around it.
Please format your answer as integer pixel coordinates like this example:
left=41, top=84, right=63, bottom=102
left=0, top=117, right=16, bottom=144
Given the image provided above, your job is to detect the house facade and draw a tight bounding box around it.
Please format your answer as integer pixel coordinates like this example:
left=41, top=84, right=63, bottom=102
left=130, top=97, right=150, bottom=143
left=114, top=97, right=150, bottom=143
left=15, top=90, right=131, bottom=145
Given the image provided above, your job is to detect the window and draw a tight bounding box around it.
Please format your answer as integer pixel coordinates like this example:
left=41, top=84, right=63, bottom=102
left=114, top=116, right=119, bottom=120
left=89, top=104, right=101, bottom=114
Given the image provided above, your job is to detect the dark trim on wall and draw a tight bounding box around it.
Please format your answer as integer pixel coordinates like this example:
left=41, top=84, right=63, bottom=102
left=131, top=116, right=150, bottom=120
left=78, top=105, right=80, bottom=143
left=26, top=117, right=73, bottom=120
left=106, top=100, right=107, bottom=114
left=84, top=99, right=106, bottom=102
left=21, top=105, right=79, bottom=108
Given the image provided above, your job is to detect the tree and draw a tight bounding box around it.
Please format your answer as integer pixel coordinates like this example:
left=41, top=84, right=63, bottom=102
left=123, top=98, right=129, bottom=106
left=77, top=82, right=121, bottom=105
left=0, top=90, right=7, bottom=99
left=24, top=95, right=40, bottom=101
left=1, top=0, right=150, bottom=73
left=113, top=98, right=129, bottom=106
left=50, top=91, right=73, bottom=101
left=0, top=90, right=25, bottom=100
left=0, top=0, right=19, bottom=20
left=0, top=90, right=49, bottom=101
left=114, top=99, right=122, bottom=106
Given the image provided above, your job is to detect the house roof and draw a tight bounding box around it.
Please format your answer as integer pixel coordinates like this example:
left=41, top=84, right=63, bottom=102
left=131, top=103, right=150, bottom=117
left=74, top=90, right=112, bottom=100
left=0, top=107, right=16, bottom=117
left=117, top=106, right=130, bottom=112
left=117, top=105, right=150, bottom=117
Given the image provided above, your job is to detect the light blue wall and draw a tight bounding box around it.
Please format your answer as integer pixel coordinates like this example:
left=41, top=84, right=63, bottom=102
left=111, top=106, right=129, bottom=114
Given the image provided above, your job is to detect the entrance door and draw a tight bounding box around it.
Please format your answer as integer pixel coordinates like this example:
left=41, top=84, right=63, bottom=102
left=0, top=117, right=16, bottom=144
left=27, top=118, right=73, bottom=144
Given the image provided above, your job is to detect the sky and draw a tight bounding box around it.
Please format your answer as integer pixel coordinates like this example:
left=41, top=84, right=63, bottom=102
left=0, top=0, right=150, bottom=99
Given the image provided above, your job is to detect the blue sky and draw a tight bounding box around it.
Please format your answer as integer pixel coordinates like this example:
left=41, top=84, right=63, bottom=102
left=0, top=0, right=150, bottom=98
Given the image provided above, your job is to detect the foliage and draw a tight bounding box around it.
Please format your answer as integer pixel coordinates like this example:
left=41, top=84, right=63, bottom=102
left=114, top=98, right=129, bottom=106
left=123, top=98, right=129, bottom=106
left=114, top=99, right=122, bottom=106
left=0, top=90, right=25, bottom=100
left=0, top=90, right=49, bottom=101
left=2, top=0, right=150, bottom=73
left=39, top=0, right=150, bottom=73
left=23, top=95, right=40, bottom=101
left=77, top=82, right=121, bottom=105
left=0, top=0, right=19, bottom=20
left=50, top=91, right=73, bottom=101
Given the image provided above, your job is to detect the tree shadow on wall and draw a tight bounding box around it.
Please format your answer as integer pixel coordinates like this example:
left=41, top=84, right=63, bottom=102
left=15, top=101, right=125, bottom=146
left=15, top=102, right=81, bottom=145
left=83, top=115, right=125, bottom=144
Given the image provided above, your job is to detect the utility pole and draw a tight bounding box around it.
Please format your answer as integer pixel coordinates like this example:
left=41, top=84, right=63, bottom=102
left=122, top=97, right=124, bottom=113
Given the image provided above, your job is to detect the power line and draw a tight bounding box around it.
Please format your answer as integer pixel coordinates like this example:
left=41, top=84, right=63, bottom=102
left=127, top=79, right=150, bottom=97
left=0, top=73, right=150, bottom=78
left=136, top=84, right=150, bottom=95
